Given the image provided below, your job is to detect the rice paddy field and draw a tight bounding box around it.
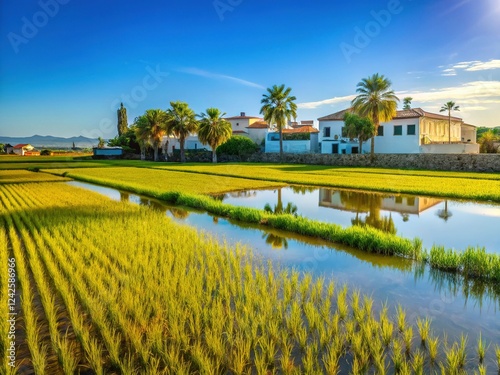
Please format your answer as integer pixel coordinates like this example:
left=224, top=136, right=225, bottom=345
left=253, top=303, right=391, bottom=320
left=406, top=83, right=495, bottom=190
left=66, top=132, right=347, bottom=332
left=2, top=181, right=499, bottom=374
left=155, top=163, right=500, bottom=202
left=2, top=160, right=500, bottom=373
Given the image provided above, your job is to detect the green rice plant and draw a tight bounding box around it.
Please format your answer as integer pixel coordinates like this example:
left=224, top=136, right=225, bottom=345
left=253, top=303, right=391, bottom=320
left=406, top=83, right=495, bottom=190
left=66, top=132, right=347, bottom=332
left=416, top=317, right=432, bottom=346
left=322, top=343, right=341, bottom=375
left=412, top=348, right=425, bottom=375
left=458, top=334, right=468, bottom=369
left=391, top=339, right=404, bottom=373
left=476, top=332, right=488, bottom=364
left=336, top=285, right=349, bottom=320
left=428, top=334, right=439, bottom=364
left=403, top=326, right=413, bottom=355
left=429, top=246, right=461, bottom=273
left=396, top=304, right=406, bottom=333
left=496, top=344, right=500, bottom=371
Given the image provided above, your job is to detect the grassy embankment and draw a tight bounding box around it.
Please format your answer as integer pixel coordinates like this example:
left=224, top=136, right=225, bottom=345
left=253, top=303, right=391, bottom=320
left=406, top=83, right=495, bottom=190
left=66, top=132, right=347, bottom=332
left=1, top=181, right=498, bottom=374
left=44, top=166, right=500, bottom=282
left=156, top=163, right=500, bottom=202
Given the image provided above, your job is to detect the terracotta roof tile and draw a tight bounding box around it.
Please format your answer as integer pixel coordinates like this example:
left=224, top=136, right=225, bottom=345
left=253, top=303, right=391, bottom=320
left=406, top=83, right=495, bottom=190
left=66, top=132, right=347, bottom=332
left=318, top=108, right=463, bottom=122
left=247, top=121, right=269, bottom=129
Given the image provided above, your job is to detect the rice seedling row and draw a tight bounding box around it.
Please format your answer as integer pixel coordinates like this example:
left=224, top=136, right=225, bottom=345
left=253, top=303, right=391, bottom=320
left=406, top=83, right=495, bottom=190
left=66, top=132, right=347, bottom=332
left=42, top=168, right=500, bottom=282
left=1, top=182, right=499, bottom=373
left=0, top=170, right=70, bottom=184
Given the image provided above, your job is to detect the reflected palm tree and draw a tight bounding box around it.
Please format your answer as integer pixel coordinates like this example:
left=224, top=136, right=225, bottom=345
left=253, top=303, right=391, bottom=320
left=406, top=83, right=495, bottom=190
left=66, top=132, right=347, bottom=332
left=342, top=191, right=397, bottom=234
left=264, top=187, right=299, bottom=216
left=212, top=193, right=227, bottom=201
left=120, top=191, right=130, bottom=202
left=168, top=207, right=189, bottom=219
left=291, top=185, right=317, bottom=195
left=437, top=200, right=453, bottom=222
left=262, top=233, right=289, bottom=250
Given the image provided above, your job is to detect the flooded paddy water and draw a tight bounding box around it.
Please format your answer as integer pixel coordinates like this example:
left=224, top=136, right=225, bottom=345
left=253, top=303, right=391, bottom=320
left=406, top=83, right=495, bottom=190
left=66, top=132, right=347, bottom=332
left=68, top=180, right=500, bottom=370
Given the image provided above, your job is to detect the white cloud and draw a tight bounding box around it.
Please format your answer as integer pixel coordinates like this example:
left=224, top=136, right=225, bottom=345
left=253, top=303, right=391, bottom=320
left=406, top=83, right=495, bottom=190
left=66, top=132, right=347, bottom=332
left=451, top=59, right=500, bottom=71
left=400, top=80, right=500, bottom=103
left=178, top=67, right=265, bottom=89
left=297, top=94, right=355, bottom=109
left=441, top=68, right=457, bottom=76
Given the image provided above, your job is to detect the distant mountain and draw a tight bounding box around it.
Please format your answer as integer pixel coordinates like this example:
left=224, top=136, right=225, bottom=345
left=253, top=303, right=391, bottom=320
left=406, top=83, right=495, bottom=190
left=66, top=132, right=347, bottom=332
left=0, top=135, right=99, bottom=149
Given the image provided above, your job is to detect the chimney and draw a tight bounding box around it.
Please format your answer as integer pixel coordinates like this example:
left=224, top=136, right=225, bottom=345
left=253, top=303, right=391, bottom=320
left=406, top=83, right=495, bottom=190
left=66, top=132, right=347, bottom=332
left=240, top=112, right=245, bottom=117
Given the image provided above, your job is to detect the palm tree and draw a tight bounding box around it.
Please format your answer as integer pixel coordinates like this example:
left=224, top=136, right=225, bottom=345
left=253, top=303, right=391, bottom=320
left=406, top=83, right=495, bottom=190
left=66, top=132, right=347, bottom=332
left=197, top=108, right=233, bottom=163
left=343, top=112, right=375, bottom=153
left=260, top=84, right=297, bottom=161
left=134, top=109, right=168, bottom=161
left=351, top=73, right=399, bottom=160
left=440, top=101, right=460, bottom=144
left=403, top=97, right=413, bottom=110
left=166, top=101, right=198, bottom=163
left=479, top=130, right=498, bottom=153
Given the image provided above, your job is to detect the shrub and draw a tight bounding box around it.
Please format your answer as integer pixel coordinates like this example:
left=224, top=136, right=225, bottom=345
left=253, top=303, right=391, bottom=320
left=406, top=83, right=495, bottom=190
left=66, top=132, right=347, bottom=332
left=216, top=136, right=259, bottom=159
left=40, top=149, right=52, bottom=156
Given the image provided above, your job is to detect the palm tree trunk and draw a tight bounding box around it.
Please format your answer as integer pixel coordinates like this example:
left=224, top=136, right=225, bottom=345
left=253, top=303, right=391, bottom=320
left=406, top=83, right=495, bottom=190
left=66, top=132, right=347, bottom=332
left=140, top=144, right=146, bottom=160
left=448, top=111, right=451, bottom=144
left=212, top=150, right=217, bottom=163
left=164, top=140, right=169, bottom=161
left=180, top=138, right=186, bottom=163
left=359, top=138, right=363, bottom=154
left=279, top=126, right=283, bottom=163
left=153, top=143, right=159, bottom=162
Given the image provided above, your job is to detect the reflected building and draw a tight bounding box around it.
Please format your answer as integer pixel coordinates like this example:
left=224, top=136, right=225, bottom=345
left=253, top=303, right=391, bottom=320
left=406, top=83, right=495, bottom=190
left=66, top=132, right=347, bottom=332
left=319, top=189, right=442, bottom=216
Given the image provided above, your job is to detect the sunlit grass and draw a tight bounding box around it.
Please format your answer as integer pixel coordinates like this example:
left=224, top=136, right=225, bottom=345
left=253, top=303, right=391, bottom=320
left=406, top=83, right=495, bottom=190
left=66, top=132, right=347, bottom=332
left=0, top=170, right=70, bottom=184
left=1, top=182, right=497, bottom=373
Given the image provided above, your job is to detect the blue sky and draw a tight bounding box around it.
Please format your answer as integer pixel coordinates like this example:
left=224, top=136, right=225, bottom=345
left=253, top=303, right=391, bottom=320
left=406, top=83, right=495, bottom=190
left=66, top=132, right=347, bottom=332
left=1, top=0, right=499, bottom=138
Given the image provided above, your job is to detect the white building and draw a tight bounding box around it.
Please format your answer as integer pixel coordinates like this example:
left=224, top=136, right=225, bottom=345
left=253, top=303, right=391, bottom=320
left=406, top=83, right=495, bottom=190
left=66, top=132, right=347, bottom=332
left=224, top=112, right=263, bottom=138
left=318, top=108, right=479, bottom=154
left=265, top=126, right=319, bottom=153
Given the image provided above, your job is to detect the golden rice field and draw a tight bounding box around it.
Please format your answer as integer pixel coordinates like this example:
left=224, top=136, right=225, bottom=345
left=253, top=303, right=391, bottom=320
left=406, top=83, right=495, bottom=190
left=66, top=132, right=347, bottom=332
left=0, top=170, right=70, bottom=184
left=2, top=182, right=499, bottom=374
left=155, top=163, right=500, bottom=202
left=44, top=167, right=286, bottom=195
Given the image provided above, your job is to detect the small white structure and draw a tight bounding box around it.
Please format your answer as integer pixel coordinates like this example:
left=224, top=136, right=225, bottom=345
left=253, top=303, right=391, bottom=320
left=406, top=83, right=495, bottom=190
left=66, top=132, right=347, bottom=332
left=12, top=144, right=35, bottom=156
left=246, top=120, right=269, bottom=145
left=162, top=135, right=212, bottom=155
left=265, top=126, right=319, bottom=153
left=318, top=108, right=479, bottom=154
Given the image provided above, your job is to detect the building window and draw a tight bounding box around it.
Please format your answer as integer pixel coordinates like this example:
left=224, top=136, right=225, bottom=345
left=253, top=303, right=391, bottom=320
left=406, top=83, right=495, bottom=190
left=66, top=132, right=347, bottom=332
left=377, top=125, right=384, bottom=136
left=394, top=125, right=402, bottom=136
left=323, top=127, right=331, bottom=138
left=236, top=123, right=239, bottom=126
left=341, top=127, right=347, bottom=138
left=407, top=124, right=416, bottom=135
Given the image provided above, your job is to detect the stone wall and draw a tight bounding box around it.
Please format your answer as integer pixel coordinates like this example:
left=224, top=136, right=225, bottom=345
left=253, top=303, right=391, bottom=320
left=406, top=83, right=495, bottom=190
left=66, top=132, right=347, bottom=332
left=181, top=151, right=500, bottom=172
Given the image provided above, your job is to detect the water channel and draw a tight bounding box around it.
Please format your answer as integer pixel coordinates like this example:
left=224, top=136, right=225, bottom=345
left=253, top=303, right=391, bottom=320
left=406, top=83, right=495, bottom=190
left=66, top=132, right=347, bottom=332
left=68, top=180, right=500, bottom=369
left=214, top=186, right=500, bottom=253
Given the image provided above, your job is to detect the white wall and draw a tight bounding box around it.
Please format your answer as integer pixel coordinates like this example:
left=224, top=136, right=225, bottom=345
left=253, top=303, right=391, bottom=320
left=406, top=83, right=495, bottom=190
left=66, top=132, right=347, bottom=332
left=247, top=128, right=267, bottom=145
left=227, top=119, right=250, bottom=134
left=318, top=120, right=344, bottom=143
left=420, top=143, right=479, bottom=154
left=265, top=133, right=312, bottom=153
left=369, top=118, right=421, bottom=154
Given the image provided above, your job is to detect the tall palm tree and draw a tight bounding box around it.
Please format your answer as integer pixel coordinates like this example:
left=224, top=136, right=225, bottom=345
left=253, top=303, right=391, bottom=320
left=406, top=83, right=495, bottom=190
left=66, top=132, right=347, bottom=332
left=260, top=84, right=297, bottom=161
left=403, top=97, right=413, bottom=110
left=351, top=73, right=399, bottom=160
left=134, top=109, right=168, bottom=161
left=166, top=101, right=198, bottom=163
left=440, top=101, right=460, bottom=144
left=197, top=108, right=232, bottom=163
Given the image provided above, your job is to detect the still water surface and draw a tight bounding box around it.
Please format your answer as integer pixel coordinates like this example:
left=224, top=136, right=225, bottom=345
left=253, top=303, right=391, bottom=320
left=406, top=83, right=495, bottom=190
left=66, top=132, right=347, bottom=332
left=68, top=181, right=500, bottom=368
left=214, top=186, right=500, bottom=253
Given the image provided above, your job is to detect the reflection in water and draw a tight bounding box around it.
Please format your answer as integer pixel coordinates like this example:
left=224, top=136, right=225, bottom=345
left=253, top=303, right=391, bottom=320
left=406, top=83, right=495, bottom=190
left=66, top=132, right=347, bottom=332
left=262, top=233, right=289, bottom=250
left=120, top=191, right=129, bottom=202
left=264, top=187, right=298, bottom=216
left=169, top=207, right=189, bottom=219
left=436, top=200, right=453, bottom=222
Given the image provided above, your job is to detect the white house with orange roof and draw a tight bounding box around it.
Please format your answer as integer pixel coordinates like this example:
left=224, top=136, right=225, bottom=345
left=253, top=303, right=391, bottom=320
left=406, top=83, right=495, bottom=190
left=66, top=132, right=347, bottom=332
left=224, top=112, right=263, bottom=138
left=12, top=143, right=37, bottom=156
left=318, top=108, right=478, bottom=154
